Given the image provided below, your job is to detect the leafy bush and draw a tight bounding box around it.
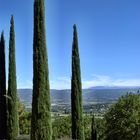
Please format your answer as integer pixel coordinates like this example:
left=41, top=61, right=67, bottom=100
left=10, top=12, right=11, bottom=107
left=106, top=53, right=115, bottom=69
left=52, top=116, right=71, bottom=140
left=52, top=115, right=104, bottom=140
left=104, top=93, right=140, bottom=140
left=18, top=109, right=105, bottom=139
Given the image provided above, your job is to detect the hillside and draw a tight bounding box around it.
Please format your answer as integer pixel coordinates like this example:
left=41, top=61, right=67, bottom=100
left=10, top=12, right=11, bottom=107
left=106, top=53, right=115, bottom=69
left=18, top=86, right=140, bottom=109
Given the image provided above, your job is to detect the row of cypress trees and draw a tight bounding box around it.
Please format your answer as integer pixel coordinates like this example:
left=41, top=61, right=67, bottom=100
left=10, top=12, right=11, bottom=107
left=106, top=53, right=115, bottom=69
left=31, top=0, right=97, bottom=140
left=31, top=0, right=83, bottom=139
left=0, top=16, right=18, bottom=140
left=0, top=0, right=98, bottom=140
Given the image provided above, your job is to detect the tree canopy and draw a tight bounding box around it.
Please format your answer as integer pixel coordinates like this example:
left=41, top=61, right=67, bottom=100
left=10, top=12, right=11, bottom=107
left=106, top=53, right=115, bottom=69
left=104, top=93, right=140, bottom=140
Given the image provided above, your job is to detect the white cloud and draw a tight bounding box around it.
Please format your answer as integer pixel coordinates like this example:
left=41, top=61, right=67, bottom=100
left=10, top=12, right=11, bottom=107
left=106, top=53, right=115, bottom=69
left=50, top=75, right=140, bottom=89
left=85, top=74, right=113, bottom=87
left=16, top=75, right=140, bottom=89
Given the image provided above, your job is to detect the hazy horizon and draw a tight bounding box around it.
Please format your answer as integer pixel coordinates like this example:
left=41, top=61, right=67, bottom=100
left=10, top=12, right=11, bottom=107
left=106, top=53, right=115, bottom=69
left=17, top=85, right=140, bottom=90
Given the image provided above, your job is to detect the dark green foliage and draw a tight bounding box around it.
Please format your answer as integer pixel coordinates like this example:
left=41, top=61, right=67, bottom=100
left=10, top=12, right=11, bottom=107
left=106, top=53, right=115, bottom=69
left=18, top=112, right=105, bottom=140
left=31, top=0, right=52, bottom=139
left=19, top=112, right=31, bottom=135
left=84, top=116, right=105, bottom=140
left=52, top=116, right=71, bottom=140
left=7, top=16, right=19, bottom=140
left=91, top=115, right=97, bottom=140
left=0, top=32, right=7, bottom=139
left=52, top=115, right=104, bottom=140
left=71, top=24, right=84, bottom=140
left=18, top=100, right=31, bottom=135
left=104, top=94, right=140, bottom=140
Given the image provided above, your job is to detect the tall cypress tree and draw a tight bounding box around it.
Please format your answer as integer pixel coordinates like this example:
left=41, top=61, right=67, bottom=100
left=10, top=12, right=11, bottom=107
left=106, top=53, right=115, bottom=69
left=91, top=115, right=97, bottom=140
left=0, top=32, right=7, bottom=140
left=31, top=0, right=52, bottom=139
left=7, top=16, right=19, bottom=140
left=71, top=24, right=84, bottom=140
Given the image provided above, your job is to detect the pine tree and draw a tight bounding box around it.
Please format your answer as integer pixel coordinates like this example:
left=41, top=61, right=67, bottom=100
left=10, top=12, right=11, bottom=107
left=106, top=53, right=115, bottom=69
left=91, top=115, right=97, bottom=140
left=31, top=0, right=52, bottom=139
left=0, top=32, right=7, bottom=140
left=7, top=16, right=19, bottom=140
left=71, top=24, right=85, bottom=140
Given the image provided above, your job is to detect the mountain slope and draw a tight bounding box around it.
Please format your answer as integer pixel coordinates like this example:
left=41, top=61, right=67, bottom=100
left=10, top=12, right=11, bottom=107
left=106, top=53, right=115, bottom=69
left=18, top=87, right=140, bottom=108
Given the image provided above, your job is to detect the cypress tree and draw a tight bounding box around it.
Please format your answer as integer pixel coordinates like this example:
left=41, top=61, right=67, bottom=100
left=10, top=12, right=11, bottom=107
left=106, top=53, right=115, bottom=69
left=0, top=32, right=7, bottom=140
left=91, top=115, right=97, bottom=140
left=31, top=0, right=52, bottom=139
left=7, top=16, right=19, bottom=140
left=71, top=24, right=85, bottom=140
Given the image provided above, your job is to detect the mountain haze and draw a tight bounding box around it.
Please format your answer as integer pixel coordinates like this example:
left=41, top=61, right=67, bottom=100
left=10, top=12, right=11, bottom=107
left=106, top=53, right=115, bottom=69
left=18, top=86, right=140, bottom=108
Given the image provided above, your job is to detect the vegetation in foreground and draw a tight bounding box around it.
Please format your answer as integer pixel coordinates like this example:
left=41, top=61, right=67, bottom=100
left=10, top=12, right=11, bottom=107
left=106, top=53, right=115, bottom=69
left=18, top=93, right=140, bottom=140
left=104, top=93, right=140, bottom=140
left=0, top=0, right=139, bottom=139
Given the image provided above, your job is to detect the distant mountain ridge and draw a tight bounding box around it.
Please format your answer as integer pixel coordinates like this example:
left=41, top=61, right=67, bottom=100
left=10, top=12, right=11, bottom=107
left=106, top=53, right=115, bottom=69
left=88, top=86, right=140, bottom=89
left=18, top=86, right=140, bottom=108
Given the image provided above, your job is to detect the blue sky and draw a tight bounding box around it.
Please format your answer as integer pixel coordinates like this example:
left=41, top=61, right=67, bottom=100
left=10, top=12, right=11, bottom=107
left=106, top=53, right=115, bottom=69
left=0, top=0, right=140, bottom=89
